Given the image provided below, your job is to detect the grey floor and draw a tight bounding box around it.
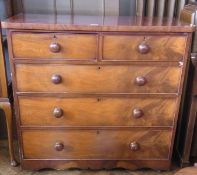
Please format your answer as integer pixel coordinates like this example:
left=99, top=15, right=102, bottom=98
left=0, top=140, right=178, bottom=175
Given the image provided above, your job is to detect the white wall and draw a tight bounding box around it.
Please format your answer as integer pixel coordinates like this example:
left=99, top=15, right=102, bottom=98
left=0, top=0, right=7, bottom=19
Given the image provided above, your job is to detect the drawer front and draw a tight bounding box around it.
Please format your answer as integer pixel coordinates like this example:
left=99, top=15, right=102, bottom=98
left=19, top=97, right=177, bottom=127
left=12, top=33, right=98, bottom=60
left=103, top=35, right=186, bottom=61
left=22, top=129, right=171, bottom=159
left=16, top=64, right=182, bottom=93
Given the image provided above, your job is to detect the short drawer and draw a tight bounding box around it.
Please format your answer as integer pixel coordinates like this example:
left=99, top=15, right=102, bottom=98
left=18, top=97, right=177, bottom=127
left=22, top=129, right=171, bottom=159
left=102, top=35, right=186, bottom=61
left=15, top=64, right=182, bottom=93
left=11, top=32, right=98, bottom=60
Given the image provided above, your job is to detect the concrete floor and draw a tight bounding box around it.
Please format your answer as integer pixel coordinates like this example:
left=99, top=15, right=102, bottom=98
left=0, top=140, right=178, bottom=175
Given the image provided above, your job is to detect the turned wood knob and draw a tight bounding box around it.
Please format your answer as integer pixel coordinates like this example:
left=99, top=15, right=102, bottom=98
left=49, top=42, right=61, bottom=53
left=51, top=74, right=62, bottom=84
left=130, top=142, right=140, bottom=151
left=138, top=43, right=150, bottom=54
left=133, top=108, right=144, bottom=118
left=53, top=107, right=63, bottom=118
left=54, top=142, right=64, bottom=151
left=135, top=76, right=147, bottom=86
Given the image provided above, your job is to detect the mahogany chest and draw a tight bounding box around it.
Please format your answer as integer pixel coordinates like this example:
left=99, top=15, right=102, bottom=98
left=1, top=14, right=194, bottom=170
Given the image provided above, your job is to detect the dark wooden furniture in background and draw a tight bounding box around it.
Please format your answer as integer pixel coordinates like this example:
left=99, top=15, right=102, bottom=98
left=0, top=22, right=17, bottom=166
left=6, top=0, right=13, bottom=17
left=176, top=2, right=197, bottom=167
left=1, top=13, right=194, bottom=170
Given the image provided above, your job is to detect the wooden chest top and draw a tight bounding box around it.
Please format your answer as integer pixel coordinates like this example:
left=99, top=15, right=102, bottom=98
left=1, top=14, right=195, bottom=32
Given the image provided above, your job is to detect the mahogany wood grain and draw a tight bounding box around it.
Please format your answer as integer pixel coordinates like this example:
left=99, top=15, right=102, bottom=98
left=18, top=96, right=178, bottom=127
left=22, top=129, right=172, bottom=159
left=3, top=13, right=193, bottom=170
left=21, top=159, right=171, bottom=171
left=12, top=32, right=98, bottom=60
left=15, top=64, right=182, bottom=94
left=103, top=35, right=186, bottom=61
left=1, top=14, right=195, bottom=32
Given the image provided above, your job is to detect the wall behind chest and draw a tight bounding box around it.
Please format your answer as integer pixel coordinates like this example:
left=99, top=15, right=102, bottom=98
left=13, top=0, right=193, bottom=17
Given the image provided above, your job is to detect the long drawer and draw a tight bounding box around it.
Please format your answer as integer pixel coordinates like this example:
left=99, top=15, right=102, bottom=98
left=102, top=35, right=186, bottom=61
left=11, top=33, right=98, bottom=60
left=22, top=129, right=171, bottom=160
left=15, top=64, right=182, bottom=93
left=18, top=96, right=177, bottom=127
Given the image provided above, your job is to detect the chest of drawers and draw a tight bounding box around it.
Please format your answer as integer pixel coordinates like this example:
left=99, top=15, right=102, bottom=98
left=1, top=14, right=194, bottom=170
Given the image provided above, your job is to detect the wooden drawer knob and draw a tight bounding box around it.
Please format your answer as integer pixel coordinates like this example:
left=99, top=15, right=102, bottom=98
left=53, top=107, right=63, bottom=118
left=54, top=142, right=64, bottom=151
left=138, top=43, right=150, bottom=54
left=135, top=76, right=147, bottom=86
left=130, top=142, right=140, bottom=151
left=133, top=108, right=144, bottom=118
left=49, top=42, right=61, bottom=53
left=51, top=74, right=62, bottom=84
